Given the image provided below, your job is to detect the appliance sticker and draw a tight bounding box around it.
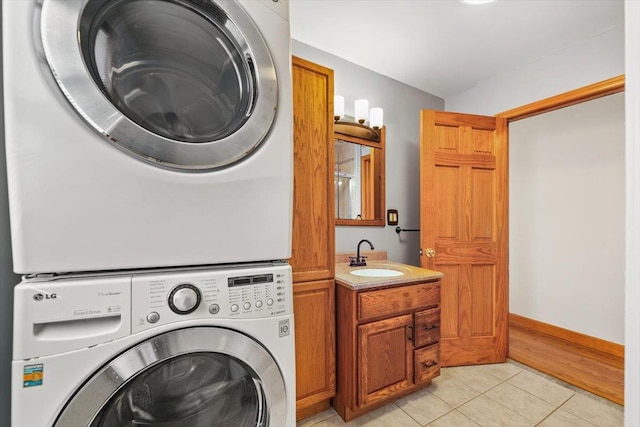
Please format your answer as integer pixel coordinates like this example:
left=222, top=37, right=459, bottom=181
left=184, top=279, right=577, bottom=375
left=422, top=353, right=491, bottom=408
left=23, top=364, right=43, bottom=387
left=279, top=319, right=290, bottom=337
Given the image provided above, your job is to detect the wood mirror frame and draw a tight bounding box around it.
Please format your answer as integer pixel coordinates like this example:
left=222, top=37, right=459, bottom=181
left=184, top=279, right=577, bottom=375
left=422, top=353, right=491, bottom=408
left=334, top=125, right=385, bottom=226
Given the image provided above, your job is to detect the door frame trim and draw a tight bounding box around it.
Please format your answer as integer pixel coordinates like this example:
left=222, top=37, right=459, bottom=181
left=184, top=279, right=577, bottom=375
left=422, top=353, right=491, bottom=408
left=497, top=75, right=625, bottom=122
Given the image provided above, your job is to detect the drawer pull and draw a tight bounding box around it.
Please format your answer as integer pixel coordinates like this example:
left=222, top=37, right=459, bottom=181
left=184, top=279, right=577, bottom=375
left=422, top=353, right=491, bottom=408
left=423, top=360, right=438, bottom=369
left=408, top=325, right=414, bottom=342
left=422, top=324, right=439, bottom=331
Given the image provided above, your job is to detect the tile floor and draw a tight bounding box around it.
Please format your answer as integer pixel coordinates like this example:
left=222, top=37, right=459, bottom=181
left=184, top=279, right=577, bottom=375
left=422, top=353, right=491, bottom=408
left=297, top=360, right=624, bottom=427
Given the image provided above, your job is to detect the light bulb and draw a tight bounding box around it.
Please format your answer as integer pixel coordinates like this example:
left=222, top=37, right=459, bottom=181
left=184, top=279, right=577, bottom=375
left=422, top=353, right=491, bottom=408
left=370, top=108, right=383, bottom=129
left=334, top=95, right=344, bottom=121
left=354, top=99, right=369, bottom=124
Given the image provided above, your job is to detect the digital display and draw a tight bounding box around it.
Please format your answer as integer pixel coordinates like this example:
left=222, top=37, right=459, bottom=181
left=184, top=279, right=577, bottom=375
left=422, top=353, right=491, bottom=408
left=228, top=274, right=273, bottom=287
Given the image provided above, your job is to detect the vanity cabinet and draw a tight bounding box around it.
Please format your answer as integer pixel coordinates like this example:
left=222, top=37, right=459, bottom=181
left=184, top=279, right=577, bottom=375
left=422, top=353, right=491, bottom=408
left=334, top=280, right=441, bottom=422
left=290, top=56, right=336, bottom=420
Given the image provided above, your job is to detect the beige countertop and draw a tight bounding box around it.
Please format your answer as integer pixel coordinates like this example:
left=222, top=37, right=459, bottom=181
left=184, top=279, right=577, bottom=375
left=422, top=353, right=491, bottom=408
left=335, top=260, right=443, bottom=290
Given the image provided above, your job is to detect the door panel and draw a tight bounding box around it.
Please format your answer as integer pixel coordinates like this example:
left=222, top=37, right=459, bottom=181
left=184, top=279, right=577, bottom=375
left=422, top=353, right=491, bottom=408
left=438, top=265, right=460, bottom=339
left=293, top=280, right=335, bottom=403
left=420, top=109, right=507, bottom=366
left=290, top=57, right=335, bottom=283
left=358, top=314, right=413, bottom=406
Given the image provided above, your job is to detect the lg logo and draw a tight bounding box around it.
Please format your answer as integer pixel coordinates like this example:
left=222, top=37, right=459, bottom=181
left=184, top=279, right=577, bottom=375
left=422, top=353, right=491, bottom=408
left=33, top=293, right=57, bottom=301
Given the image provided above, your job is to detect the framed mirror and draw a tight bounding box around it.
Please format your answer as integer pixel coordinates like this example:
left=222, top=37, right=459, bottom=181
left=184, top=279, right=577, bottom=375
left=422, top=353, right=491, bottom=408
left=334, top=124, right=385, bottom=226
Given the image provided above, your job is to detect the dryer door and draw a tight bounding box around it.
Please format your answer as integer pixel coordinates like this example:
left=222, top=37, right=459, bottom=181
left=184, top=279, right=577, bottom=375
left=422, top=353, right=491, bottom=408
left=54, top=327, right=287, bottom=426
left=39, top=0, right=277, bottom=170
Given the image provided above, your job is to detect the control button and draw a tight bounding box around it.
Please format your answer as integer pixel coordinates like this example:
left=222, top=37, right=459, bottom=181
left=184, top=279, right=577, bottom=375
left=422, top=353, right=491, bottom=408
left=168, top=284, right=201, bottom=315
left=243, top=302, right=251, bottom=310
left=255, top=300, right=263, bottom=308
left=147, top=312, right=160, bottom=323
left=231, top=304, right=239, bottom=312
left=267, top=298, right=274, bottom=306
left=209, top=304, right=220, bottom=315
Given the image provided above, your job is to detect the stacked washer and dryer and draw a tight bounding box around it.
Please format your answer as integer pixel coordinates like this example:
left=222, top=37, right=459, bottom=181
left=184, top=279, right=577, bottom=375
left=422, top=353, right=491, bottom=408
left=4, top=0, right=295, bottom=425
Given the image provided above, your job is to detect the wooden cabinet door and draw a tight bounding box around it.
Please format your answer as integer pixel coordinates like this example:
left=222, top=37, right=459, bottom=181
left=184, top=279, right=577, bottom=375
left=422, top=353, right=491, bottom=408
left=420, top=110, right=508, bottom=366
left=293, top=279, right=335, bottom=418
left=290, top=57, right=335, bottom=283
left=357, top=314, right=413, bottom=406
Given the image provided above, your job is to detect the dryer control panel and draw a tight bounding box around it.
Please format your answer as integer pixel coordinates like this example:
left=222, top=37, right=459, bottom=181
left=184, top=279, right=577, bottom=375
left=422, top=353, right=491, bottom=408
left=131, top=264, right=292, bottom=334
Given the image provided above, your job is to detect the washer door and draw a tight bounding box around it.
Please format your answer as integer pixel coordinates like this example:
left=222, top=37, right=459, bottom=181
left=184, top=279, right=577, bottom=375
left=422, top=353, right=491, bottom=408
left=54, top=327, right=287, bottom=426
left=39, top=0, right=277, bottom=170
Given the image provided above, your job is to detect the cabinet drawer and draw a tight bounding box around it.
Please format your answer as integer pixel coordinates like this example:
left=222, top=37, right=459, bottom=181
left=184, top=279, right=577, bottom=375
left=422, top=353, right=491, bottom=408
left=414, top=307, right=440, bottom=347
left=414, top=343, right=440, bottom=384
left=358, top=281, right=440, bottom=321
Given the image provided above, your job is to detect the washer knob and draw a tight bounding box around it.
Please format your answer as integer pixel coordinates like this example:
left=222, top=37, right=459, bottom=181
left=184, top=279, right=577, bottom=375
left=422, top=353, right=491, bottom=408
left=168, top=284, right=201, bottom=315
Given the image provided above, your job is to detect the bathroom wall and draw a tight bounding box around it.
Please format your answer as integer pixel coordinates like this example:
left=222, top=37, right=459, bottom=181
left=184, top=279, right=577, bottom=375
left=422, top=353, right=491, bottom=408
left=292, top=40, right=444, bottom=266
left=445, top=28, right=624, bottom=115
left=509, top=92, right=625, bottom=344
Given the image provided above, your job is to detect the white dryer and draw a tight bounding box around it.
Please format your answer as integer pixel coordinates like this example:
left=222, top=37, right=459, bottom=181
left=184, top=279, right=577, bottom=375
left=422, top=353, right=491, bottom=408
left=11, top=263, right=295, bottom=427
left=3, top=0, right=293, bottom=274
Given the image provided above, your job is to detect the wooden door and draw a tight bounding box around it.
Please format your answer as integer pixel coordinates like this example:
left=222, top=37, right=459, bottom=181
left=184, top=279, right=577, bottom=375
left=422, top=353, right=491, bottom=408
left=420, top=110, right=508, bottom=366
left=290, top=56, right=335, bottom=283
left=358, top=314, right=413, bottom=406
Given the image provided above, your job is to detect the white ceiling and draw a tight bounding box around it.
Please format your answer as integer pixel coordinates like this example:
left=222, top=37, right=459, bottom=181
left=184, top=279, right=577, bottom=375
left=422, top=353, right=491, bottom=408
left=289, top=0, right=624, bottom=99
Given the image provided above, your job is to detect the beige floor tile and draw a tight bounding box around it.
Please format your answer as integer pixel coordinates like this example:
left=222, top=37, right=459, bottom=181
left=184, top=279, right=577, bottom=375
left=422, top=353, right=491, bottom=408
left=429, top=374, right=481, bottom=407
left=427, top=410, right=481, bottom=427
left=358, top=404, right=422, bottom=427
left=444, top=365, right=504, bottom=392
left=395, top=387, right=453, bottom=425
left=508, top=370, right=575, bottom=406
left=484, top=382, right=556, bottom=423
left=479, top=362, right=523, bottom=380
left=537, top=409, right=597, bottom=427
left=458, top=394, right=532, bottom=427
left=309, top=415, right=358, bottom=427
left=297, top=408, right=339, bottom=427
left=560, top=394, right=624, bottom=427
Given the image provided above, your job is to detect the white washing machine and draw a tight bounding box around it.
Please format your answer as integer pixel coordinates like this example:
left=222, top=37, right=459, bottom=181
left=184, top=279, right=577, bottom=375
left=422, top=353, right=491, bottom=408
left=11, top=263, right=295, bottom=427
left=3, top=0, right=293, bottom=274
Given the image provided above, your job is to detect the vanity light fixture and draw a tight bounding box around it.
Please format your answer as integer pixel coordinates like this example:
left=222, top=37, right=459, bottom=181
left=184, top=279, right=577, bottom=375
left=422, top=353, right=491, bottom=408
left=333, top=95, right=384, bottom=136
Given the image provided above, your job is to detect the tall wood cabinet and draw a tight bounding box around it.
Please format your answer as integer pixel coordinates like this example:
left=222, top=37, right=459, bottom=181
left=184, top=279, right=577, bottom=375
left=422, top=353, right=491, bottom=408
left=290, top=56, right=336, bottom=420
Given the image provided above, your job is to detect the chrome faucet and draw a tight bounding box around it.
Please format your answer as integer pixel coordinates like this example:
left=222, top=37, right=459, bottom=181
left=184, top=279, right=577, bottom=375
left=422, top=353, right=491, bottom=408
left=350, top=239, right=375, bottom=267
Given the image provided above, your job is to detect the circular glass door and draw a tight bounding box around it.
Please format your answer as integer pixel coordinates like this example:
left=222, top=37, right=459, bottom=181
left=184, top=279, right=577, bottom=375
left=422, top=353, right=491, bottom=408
left=54, top=328, right=287, bottom=426
left=40, top=0, right=278, bottom=170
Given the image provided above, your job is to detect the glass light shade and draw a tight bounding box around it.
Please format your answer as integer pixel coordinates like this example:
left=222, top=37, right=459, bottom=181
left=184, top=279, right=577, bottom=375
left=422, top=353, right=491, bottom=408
left=334, top=95, right=344, bottom=120
left=354, top=99, right=369, bottom=124
left=370, top=108, right=383, bottom=129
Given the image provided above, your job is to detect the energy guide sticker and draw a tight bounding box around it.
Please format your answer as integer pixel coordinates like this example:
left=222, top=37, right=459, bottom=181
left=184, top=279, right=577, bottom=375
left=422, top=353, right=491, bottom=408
left=23, top=364, right=43, bottom=387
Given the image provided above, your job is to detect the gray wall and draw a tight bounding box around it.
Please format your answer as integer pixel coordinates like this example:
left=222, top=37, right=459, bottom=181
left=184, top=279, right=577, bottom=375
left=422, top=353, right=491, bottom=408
left=1, top=5, right=21, bottom=426
left=292, top=40, right=444, bottom=266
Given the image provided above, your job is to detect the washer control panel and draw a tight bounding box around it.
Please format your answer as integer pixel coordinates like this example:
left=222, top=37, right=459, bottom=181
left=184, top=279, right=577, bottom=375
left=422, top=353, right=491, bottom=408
left=131, top=264, right=292, bottom=333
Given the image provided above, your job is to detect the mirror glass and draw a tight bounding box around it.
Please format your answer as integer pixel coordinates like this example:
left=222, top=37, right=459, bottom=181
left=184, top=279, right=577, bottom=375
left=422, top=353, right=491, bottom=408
left=334, top=126, right=385, bottom=226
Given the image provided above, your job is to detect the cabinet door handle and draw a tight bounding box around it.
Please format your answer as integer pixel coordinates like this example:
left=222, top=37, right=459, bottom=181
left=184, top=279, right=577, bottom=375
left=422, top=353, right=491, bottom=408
left=423, top=360, right=438, bottom=369
left=422, top=324, right=440, bottom=331
left=407, top=325, right=414, bottom=342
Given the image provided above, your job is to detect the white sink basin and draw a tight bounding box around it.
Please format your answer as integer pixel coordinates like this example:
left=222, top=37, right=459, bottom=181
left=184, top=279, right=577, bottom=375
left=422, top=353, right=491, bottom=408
left=350, top=268, right=405, bottom=278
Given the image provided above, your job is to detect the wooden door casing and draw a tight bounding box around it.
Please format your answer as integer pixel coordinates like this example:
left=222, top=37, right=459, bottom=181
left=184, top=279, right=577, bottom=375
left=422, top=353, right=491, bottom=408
left=420, top=110, right=508, bottom=366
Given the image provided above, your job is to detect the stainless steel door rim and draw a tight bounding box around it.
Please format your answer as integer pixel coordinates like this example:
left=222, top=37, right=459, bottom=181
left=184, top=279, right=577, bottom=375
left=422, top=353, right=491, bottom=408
left=54, top=327, right=287, bottom=426
left=38, top=0, right=278, bottom=171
